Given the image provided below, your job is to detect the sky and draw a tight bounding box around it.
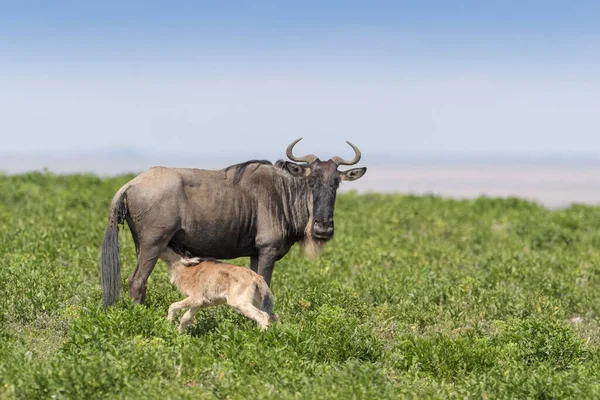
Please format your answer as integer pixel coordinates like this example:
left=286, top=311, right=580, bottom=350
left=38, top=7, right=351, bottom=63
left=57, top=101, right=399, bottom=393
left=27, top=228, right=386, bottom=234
left=1, top=1, right=599, bottom=159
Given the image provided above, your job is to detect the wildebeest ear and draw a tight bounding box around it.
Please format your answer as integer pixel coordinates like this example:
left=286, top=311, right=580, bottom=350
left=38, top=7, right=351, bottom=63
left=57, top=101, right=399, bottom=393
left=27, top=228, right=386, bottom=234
left=339, top=167, right=367, bottom=181
left=285, top=162, right=309, bottom=177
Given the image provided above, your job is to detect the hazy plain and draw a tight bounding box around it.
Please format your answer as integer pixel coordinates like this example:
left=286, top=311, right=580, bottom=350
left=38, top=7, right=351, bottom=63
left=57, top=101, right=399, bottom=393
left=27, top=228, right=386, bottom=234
left=2, top=151, right=599, bottom=209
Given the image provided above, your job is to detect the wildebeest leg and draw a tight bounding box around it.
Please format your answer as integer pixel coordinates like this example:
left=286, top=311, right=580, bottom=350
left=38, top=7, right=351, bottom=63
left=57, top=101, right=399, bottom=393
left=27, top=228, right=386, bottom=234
left=250, top=256, right=259, bottom=273
left=257, top=248, right=278, bottom=287
left=128, top=242, right=166, bottom=304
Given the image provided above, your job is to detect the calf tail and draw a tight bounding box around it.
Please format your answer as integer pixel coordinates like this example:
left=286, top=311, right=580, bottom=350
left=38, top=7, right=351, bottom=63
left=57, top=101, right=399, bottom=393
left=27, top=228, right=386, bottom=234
left=101, top=185, right=129, bottom=308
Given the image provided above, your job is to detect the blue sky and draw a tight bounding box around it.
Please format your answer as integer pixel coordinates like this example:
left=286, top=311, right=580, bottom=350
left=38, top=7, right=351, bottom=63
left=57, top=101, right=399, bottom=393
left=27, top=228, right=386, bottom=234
left=1, top=1, right=599, bottom=158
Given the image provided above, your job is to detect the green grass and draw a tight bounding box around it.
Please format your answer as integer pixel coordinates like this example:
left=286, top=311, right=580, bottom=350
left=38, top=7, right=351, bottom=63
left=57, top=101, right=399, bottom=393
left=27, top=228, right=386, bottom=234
left=1, top=171, right=599, bottom=399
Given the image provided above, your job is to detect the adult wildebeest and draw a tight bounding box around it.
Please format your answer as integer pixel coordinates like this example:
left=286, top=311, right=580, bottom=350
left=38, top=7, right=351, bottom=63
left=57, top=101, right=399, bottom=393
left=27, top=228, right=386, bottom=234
left=101, top=138, right=366, bottom=307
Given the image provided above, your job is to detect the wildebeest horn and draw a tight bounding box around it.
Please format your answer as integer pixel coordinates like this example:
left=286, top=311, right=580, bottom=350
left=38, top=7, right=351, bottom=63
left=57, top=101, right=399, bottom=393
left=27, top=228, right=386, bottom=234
left=331, top=141, right=361, bottom=166
left=286, top=138, right=319, bottom=164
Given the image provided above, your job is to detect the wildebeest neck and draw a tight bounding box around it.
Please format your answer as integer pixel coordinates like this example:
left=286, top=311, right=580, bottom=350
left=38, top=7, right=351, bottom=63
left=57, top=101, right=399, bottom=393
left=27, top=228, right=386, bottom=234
left=225, top=161, right=312, bottom=238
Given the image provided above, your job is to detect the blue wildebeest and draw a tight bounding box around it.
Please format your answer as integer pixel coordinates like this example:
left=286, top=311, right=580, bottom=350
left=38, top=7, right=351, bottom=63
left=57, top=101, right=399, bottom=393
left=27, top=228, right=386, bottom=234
left=101, top=139, right=366, bottom=307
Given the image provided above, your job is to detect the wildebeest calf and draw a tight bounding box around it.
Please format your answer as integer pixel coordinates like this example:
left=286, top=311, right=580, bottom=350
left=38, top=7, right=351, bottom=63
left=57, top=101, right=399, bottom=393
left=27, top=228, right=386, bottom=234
left=160, top=247, right=278, bottom=332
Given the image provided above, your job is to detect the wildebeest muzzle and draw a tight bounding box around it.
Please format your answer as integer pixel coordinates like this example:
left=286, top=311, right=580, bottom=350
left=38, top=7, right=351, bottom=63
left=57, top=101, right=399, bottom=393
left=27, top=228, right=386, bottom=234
left=313, top=218, right=334, bottom=240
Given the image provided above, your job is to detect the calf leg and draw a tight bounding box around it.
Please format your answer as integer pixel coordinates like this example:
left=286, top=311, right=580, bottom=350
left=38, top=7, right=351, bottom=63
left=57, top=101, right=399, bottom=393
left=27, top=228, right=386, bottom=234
left=178, top=306, right=202, bottom=333
left=167, top=297, right=192, bottom=322
left=228, top=298, right=270, bottom=330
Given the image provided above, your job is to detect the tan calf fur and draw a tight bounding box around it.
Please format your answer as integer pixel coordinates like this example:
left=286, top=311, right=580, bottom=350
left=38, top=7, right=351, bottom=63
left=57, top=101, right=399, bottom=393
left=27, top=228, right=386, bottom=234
left=160, top=247, right=278, bottom=332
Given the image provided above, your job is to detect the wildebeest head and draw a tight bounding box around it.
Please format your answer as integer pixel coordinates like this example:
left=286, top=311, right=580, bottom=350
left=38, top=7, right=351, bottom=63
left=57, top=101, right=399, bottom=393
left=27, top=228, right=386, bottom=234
left=280, top=138, right=367, bottom=241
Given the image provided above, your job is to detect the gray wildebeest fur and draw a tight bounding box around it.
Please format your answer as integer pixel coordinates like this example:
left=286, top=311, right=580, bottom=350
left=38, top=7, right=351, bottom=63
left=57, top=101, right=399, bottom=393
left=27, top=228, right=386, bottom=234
left=101, top=138, right=367, bottom=307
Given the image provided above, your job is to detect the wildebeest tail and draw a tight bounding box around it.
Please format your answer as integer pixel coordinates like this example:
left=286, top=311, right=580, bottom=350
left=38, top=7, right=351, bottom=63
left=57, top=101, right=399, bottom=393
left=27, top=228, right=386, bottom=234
left=101, top=185, right=129, bottom=308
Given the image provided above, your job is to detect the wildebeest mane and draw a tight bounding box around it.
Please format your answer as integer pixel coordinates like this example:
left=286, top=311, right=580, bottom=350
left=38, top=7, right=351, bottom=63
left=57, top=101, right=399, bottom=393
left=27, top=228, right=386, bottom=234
left=223, top=160, right=274, bottom=184
left=274, top=159, right=288, bottom=169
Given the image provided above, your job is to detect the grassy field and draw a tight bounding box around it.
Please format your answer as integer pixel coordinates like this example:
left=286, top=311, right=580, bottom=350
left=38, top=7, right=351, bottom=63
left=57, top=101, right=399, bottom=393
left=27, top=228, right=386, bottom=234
left=1, top=171, right=599, bottom=399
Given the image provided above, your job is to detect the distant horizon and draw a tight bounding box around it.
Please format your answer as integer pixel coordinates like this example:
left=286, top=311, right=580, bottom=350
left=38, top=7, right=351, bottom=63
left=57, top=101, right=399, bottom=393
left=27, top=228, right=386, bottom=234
left=3, top=147, right=600, bottom=167
left=3, top=149, right=600, bottom=210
